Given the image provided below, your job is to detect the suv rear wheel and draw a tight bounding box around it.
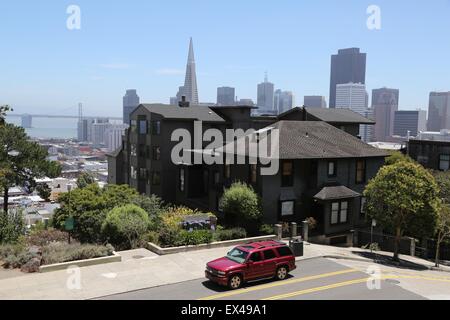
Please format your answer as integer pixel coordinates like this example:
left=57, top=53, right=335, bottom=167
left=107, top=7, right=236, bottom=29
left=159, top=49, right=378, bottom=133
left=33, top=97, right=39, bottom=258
left=228, top=274, right=243, bottom=290
left=276, top=266, right=288, bottom=281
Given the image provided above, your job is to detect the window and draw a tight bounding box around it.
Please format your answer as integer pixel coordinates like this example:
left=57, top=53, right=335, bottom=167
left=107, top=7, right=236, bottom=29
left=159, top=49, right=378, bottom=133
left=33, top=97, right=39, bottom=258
left=139, top=120, right=147, bottom=134
left=130, top=144, right=137, bottom=157
left=179, top=168, right=185, bottom=192
left=152, top=121, right=161, bottom=135
left=356, top=160, right=366, bottom=184
left=214, top=171, right=220, bottom=185
left=139, top=168, right=147, bottom=179
left=360, top=197, right=367, bottom=215
left=248, top=252, right=262, bottom=262
left=152, top=146, right=161, bottom=161
left=151, top=171, right=161, bottom=186
left=263, top=249, right=276, bottom=260
left=138, top=144, right=145, bottom=158
left=146, top=145, right=151, bottom=158
left=130, top=120, right=137, bottom=133
left=276, top=246, right=293, bottom=257
left=439, top=154, right=450, bottom=171
left=281, top=161, right=294, bottom=187
left=130, top=166, right=137, bottom=180
left=331, top=201, right=349, bottom=225
left=250, top=164, right=257, bottom=184
left=328, top=161, right=337, bottom=177
left=281, top=201, right=294, bottom=216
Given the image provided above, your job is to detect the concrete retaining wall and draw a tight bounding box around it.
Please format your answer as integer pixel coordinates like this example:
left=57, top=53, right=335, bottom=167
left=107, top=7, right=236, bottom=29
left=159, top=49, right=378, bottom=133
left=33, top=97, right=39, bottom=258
left=39, top=252, right=122, bottom=273
left=147, top=235, right=277, bottom=255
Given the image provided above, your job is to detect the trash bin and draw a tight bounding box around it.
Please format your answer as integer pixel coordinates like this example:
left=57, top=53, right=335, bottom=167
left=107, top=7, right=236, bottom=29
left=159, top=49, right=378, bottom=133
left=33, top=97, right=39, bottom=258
left=289, top=237, right=304, bottom=257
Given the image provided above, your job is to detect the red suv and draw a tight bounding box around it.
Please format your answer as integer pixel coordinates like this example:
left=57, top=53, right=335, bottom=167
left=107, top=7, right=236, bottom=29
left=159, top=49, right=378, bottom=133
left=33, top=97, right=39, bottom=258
left=205, top=240, right=296, bottom=290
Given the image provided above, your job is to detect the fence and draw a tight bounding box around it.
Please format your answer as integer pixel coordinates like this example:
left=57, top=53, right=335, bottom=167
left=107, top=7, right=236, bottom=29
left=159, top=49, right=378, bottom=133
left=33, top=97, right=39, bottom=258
left=354, top=229, right=412, bottom=255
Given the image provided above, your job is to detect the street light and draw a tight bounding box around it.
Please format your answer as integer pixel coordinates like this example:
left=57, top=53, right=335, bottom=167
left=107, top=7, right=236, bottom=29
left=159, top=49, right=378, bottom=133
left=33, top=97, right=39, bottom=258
left=371, top=219, right=377, bottom=253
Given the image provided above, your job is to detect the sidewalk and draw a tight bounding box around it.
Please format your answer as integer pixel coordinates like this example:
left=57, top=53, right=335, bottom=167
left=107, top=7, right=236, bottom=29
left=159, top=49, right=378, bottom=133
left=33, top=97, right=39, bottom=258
left=0, top=242, right=448, bottom=300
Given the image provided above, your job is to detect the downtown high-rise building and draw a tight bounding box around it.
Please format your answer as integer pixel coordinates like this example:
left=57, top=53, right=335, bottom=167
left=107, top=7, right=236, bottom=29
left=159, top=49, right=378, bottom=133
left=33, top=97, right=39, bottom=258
left=105, top=124, right=128, bottom=152
left=217, top=87, right=235, bottom=106
left=181, top=38, right=199, bottom=105
left=274, top=89, right=295, bottom=114
left=123, top=89, right=140, bottom=125
left=372, top=88, right=399, bottom=142
left=394, top=110, right=427, bottom=138
left=304, top=96, right=327, bottom=108
left=77, top=119, right=94, bottom=142
left=427, top=92, right=450, bottom=131
left=257, top=74, right=275, bottom=114
left=336, top=82, right=372, bottom=142
left=329, top=48, right=366, bottom=108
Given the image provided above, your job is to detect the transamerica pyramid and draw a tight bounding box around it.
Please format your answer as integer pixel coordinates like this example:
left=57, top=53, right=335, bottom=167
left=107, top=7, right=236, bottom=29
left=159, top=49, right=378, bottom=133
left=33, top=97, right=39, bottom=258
left=182, top=37, right=199, bottom=105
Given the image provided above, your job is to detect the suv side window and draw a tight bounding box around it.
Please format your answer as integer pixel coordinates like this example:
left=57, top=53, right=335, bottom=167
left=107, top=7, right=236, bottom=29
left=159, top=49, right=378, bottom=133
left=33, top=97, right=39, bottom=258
left=276, top=246, right=293, bottom=257
left=249, top=252, right=262, bottom=262
left=262, top=249, right=277, bottom=260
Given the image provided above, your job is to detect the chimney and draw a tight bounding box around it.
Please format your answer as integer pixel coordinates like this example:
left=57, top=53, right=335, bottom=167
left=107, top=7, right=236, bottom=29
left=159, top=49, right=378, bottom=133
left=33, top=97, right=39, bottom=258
left=179, top=95, right=190, bottom=108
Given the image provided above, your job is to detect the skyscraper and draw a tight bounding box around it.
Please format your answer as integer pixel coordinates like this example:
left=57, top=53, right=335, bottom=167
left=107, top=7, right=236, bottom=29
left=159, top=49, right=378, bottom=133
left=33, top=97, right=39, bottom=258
left=394, top=110, right=427, bottom=137
left=182, top=38, right=199, bottom=105
left=274, top=90, right=295, bottom=114
left=372, top=88, right=399, bottom=142
left=304, top=96, right=327, bottom=108
left=329, top=48, right=366, bottom=108
left=105, top=124, right=128, bottom=152
left=336, top=82, right=372, bottom=142
left=428, top=92, right=450, bottom=131
left=217, top=87, right=235, bottom=106
left=257, top=74, right=274, bottom=114
left=123, top=89, right=140, bottom=125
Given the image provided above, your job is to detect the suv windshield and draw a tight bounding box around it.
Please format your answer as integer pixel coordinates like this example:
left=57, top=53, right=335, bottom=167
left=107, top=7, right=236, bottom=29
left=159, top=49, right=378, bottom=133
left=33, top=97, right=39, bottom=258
left=226, top=248, right=249, bottom=264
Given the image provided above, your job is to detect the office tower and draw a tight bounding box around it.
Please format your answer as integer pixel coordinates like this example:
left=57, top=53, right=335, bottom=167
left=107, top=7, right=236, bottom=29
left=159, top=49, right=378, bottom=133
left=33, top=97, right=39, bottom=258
left=274, top=90, right=295, bottom=114
left=257, top=74, right=275, bottom=113
left=77, top=119, right=94, bottom=142
left=428, top=92, right=450, bottom=131
left=304, top=96, right=327, bottom=108
left=123, top=89, right=140, bottom=125
left=182, top=38, right=199, bottom=105
left=329, top=48, right=366, bottom=108
left=217, top=87, right=235, bottom=106
left=361, top=109, right=374, bottom=142
left=372, top=88, right=399, bottom=141
left=91, top=122, right=111, bottom=146
left=105, top=124, right=128, bottom=152
left=21, top=114, right=32, bottom=128
left=336, top=82, right=372, bottom=142
left=394, top=110, right=427, bottom=137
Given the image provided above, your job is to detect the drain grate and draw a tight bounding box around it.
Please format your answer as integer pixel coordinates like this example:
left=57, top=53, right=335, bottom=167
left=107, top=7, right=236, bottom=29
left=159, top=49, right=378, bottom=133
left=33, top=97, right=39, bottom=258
left=132, top=255, right=145, bottom=260
left=386, top=279, right=400, bottom=285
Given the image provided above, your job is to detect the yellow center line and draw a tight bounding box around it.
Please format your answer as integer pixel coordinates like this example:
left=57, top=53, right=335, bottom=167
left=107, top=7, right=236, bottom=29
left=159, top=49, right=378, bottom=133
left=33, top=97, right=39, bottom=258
left=197, top=268, right=358, bottom=300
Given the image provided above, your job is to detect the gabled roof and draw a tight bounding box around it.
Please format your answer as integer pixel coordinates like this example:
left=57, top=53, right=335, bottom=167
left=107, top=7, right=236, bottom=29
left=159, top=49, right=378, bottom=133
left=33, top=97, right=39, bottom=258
left=217, top=121, right=389, bottom=160
left=277, top=106, right=375, bottom=124
left=139, top=104, right=225, bottom=123
left=314, top=186, right=361, bottom=201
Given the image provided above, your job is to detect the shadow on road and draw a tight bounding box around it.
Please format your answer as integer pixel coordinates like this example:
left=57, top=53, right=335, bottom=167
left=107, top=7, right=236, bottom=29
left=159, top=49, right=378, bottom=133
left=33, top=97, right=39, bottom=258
left=352, top=251, right=429, bottom=271
left=201, top=274, right=294, bottom=292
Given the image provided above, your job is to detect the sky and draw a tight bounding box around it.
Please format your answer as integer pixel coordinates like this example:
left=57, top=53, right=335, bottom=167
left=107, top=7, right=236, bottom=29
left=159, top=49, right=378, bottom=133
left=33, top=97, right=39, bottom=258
left=0, top=0, right=449, bottom=117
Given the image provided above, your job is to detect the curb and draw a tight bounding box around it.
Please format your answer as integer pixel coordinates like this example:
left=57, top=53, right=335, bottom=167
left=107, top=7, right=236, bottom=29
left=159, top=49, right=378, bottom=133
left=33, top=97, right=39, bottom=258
left=39, top=252, right=122, bottom=273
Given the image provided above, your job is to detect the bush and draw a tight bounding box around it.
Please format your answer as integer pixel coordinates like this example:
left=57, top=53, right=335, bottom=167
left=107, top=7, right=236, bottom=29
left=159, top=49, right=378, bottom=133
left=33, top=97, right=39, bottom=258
left=3, top=251, right=33, bottom=269
left=158, top=224, right=182, bottom=248
left=26, top=229, right=69, bottom=247
left=142, top=231, right=160, bottom=245
left=259, top=224, right=274, bottom=236
left=0, top=243, right=26, bottom=260
left=177, top=230, right=213, bottom=246
left=41, top=243, right=114, bottom=265
left=0, top=209, right=26, bottom=244
left=213, top=228, right=247, bottom=242
left=220, top=182, right=261, bottom=233
left=102, top=204, right=150, bottom=250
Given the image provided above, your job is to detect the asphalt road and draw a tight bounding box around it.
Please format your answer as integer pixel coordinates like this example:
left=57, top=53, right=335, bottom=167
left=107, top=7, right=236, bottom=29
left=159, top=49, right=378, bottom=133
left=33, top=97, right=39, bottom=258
left=97, top=258, right=425, bottom=300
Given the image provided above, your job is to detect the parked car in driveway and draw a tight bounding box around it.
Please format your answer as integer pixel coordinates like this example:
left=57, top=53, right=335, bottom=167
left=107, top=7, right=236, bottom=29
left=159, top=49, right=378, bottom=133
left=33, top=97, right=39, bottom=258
left=205, top=240, right=297, bottom=289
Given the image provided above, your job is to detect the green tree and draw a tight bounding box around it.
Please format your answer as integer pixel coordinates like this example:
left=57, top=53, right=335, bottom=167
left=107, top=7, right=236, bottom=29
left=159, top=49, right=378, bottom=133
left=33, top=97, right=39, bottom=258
left=220, top=182, right=262, bottom=234
left=384, top=151, right=415, bottom=166
left=102, top=204, right=150, bottom=249
left=36, top=183, right=51, bottom=201
left=0, top=124, right=61, bottom=214
left=432, top=170, right=450, bottom=204
left=52, top=184, right=139, bottom=243
left=76, top=172, right=96, bottom=189
left=0, top=105, right=13, bottom=125
left=0, top=208, right=25, bottom=244
left=132, top=194, right=164, bottom=229
left=364, top=161, right=440, bottom=261
left=434, top=205, right=450, bottom=267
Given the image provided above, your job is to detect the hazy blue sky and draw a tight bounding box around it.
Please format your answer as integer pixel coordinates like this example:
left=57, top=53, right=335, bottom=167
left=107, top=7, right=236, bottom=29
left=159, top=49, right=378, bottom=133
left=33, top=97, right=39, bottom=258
left=0, top=0, right=449, bottom=117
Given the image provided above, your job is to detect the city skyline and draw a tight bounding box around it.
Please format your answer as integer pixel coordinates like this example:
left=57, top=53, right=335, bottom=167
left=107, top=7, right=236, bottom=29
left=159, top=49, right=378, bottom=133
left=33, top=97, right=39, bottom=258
left=1, top=1, right=450, bottom=116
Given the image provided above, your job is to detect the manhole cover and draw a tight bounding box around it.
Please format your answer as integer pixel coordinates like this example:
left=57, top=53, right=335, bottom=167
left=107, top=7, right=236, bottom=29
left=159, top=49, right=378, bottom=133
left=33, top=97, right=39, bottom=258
left=132, top=255, right=145, bottom=260
left=386, top=279, right=400, bottom=285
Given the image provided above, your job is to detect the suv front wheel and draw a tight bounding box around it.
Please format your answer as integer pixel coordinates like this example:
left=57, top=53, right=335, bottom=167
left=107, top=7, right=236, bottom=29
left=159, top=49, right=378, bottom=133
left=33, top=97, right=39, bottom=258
left=275, top=266, right=288, bottom=281
left=228, top=274, right=243, bottom=290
